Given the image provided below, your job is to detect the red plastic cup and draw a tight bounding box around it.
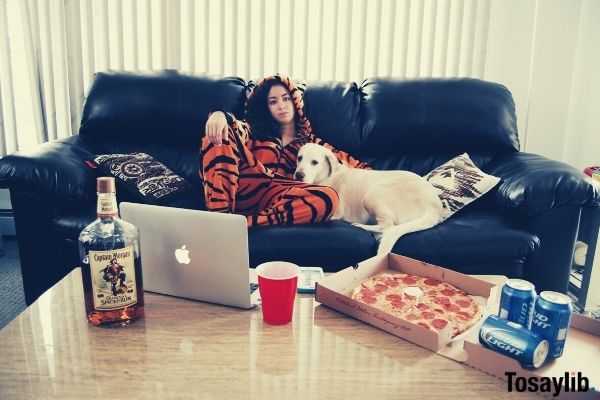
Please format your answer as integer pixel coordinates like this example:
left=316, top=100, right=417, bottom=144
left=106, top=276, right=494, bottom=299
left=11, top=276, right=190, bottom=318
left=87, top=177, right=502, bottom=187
left=256, top=261, right=299, bottom=325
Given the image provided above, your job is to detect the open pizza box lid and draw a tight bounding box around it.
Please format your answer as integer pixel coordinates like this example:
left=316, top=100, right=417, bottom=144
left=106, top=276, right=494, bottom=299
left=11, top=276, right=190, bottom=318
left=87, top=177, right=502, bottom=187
left=315, top=253, right=600, bottom=398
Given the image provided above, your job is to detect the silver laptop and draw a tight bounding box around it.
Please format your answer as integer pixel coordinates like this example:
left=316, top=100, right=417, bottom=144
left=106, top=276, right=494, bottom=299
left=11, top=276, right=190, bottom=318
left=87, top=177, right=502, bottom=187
left=119, top=202, right=259, bottom=309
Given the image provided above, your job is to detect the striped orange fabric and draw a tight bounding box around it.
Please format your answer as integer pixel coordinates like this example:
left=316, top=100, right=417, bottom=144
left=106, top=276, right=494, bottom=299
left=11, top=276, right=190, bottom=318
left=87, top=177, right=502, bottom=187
left=201, top=128, right=338, bottom=226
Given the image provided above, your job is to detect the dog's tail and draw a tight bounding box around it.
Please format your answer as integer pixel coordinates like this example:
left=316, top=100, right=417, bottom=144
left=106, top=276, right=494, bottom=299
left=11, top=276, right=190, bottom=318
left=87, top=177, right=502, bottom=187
left=377, top=213, right=442, bottom=255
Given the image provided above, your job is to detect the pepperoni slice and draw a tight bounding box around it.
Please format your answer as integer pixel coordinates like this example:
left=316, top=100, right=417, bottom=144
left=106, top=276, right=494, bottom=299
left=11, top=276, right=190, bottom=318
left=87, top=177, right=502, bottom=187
left=374, top=284, right=388, bottom=293
left=418, top=322, right=431, bottom=330
left=416, top=303, right=429, bottom=311
left=401, top=276, right=419, bottom=285
left=432, top=319, right=448, bottom=330
left=385, top=294, right=403, bottom=301
left=441, top=289, right=456, bottom=296
left=434, top=296, right=451, bottom=305
left=390, top=300, right=405, bottom=309
left=456, top=299, right=472, bottom=308
left=422, top=311, right=436, bottom=320
left=424, top=278, right=441, bottom=286
left=362, top=295, right=377, bottom=304
left=361, top=287, right=376, bottom=297
left=443, top=303, right=461, bottom=312
left=384, top=278, right=399, bottom=287
left=405, top=313, right=420, bottom=321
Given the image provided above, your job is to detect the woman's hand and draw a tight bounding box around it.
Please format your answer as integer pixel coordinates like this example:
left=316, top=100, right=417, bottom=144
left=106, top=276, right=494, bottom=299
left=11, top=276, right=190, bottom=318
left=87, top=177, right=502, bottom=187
left=205, top=111, right=229, bottom=145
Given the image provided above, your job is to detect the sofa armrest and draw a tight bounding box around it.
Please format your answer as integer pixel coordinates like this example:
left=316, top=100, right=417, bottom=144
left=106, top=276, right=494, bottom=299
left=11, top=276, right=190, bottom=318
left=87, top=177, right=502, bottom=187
left=0, top=138, right=96, bottom=200
left=486, top=152, right=600, bottom=217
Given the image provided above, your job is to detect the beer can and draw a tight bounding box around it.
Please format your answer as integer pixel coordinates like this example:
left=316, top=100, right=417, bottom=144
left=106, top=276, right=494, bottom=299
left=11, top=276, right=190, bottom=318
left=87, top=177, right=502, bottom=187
left=479, top=315, right=549, bottom=369
left=498, top=279, right=537, bottom=328
left=531, top=291, right=573, bottom=358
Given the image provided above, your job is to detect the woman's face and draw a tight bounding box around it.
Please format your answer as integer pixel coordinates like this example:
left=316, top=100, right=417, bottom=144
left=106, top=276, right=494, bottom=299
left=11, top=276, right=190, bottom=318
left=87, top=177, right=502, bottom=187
left=267, top=84, right=295, bottom=125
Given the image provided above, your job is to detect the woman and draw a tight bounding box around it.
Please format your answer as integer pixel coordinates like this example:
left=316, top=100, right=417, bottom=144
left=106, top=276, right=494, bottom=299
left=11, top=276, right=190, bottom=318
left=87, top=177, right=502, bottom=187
left=200, top=75, right=369, bottom=227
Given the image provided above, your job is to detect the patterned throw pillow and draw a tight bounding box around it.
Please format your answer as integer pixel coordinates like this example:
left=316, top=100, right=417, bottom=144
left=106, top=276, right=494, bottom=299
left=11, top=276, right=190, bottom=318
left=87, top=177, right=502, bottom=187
left=424, top=153, right=500, bottom=220
left=91, top=153, right=193, bottom=206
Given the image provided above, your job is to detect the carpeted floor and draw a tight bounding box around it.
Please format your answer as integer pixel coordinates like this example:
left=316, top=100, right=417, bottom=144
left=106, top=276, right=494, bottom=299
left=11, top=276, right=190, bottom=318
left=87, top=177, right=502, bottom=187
left=0, top=237, right=26, bottom=330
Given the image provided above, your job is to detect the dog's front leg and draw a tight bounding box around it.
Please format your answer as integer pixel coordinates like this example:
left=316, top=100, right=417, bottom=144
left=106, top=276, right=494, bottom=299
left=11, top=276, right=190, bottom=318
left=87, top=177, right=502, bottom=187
left=331, top=200, right=344, bottom=220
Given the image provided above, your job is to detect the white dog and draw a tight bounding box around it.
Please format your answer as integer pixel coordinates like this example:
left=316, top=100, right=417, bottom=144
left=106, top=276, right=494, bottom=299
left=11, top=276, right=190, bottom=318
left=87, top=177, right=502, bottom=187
left=294, top=143, right=446, bottom=254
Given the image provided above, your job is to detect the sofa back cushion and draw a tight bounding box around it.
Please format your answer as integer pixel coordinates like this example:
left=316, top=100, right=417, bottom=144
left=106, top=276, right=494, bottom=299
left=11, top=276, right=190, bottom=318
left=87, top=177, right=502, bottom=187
left=353, top=78, right=519, bottom=172
left=79, top=70, right=247, bottom=147
left=78, top=71, right=519, bottom=181
left=303, top=81, right=364, bottom=156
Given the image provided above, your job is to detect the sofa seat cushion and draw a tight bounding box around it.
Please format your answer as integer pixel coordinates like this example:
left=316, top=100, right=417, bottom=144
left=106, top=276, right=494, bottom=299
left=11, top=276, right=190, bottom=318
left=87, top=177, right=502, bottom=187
left=391, top=210, right=540, bottom=277
left=249, top=221, right=377, bottom=271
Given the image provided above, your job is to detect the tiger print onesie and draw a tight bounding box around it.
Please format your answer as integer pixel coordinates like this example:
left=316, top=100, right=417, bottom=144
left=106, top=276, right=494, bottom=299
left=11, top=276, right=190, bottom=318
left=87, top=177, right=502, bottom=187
left=200, top=75, right=370, bottom=227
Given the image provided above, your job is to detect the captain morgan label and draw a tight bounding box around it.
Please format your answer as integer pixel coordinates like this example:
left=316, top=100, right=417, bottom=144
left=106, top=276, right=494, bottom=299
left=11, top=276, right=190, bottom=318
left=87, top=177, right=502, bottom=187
left=90, top=246, right=137, bottom=310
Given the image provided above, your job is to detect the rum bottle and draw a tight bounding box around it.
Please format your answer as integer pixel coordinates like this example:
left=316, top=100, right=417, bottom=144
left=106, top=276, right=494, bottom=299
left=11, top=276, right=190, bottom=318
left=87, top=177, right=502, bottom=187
left=78, top=177, right=144, bottom=326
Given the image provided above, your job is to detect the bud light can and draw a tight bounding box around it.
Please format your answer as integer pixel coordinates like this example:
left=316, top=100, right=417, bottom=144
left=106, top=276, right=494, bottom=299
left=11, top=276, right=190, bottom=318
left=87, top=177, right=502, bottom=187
left=498, top=279, right=537, bottom=328
left=531, top=291, right=573, bottom=358
left=479, top=315, right=549, bottom=369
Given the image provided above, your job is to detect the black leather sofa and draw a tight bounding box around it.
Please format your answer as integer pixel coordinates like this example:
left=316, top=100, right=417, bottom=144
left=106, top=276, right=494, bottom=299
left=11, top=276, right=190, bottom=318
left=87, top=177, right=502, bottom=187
left=1, top=70, right=598, bottom=305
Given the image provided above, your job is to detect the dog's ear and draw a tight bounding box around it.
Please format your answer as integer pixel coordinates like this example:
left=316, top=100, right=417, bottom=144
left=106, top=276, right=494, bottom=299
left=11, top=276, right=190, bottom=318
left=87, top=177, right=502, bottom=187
left=324, top=149, right=340, bottom=178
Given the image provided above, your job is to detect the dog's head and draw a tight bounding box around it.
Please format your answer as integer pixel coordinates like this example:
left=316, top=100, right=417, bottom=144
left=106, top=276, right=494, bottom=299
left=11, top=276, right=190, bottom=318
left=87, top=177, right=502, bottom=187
left=294, top=143, right=341, bottom=184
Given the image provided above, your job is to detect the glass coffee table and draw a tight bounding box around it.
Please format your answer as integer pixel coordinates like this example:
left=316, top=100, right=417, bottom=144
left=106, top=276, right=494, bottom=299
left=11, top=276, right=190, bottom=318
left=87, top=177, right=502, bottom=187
left=0, top=268, right=538, bottom=399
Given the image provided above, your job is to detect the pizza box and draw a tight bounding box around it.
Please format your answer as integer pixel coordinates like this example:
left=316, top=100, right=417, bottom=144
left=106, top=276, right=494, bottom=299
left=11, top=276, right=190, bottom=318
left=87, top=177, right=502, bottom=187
left=315, top=252, right=499, bottom=354
left=315, top=253, right=600, bottom=398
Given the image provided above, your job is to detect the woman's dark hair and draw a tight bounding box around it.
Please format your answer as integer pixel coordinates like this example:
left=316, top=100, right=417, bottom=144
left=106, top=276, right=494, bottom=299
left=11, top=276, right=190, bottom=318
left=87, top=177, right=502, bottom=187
left=245, top=79, right=289, bottom=140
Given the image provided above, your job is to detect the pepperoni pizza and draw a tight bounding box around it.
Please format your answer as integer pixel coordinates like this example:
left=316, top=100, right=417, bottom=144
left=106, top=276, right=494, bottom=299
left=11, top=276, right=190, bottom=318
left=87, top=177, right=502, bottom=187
left=351, top=272, right=482, bottom=337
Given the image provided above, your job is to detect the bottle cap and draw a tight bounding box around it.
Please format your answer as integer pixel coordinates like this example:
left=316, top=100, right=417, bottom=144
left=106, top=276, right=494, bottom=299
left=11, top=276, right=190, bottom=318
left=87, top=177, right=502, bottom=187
left=97, top=177, right=116, bottom=194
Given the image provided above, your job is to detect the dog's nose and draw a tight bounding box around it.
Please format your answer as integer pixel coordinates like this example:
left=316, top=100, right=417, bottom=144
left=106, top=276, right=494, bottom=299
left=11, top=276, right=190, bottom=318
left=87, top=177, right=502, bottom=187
left=294, top=171, right=305, bottom=180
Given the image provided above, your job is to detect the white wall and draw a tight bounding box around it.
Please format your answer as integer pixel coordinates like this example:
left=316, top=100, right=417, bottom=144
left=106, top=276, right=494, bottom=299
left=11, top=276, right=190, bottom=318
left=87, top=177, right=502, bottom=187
left=485, top=0, right=600, bottom=168
left=563, top=0, right=600, bottom=170
left=485, top=0, right=537, bottom=143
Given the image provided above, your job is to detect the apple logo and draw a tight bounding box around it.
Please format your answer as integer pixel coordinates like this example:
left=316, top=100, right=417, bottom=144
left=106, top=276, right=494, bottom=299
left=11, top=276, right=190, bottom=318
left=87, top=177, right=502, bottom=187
left=174, top=245, right=191, bottom=265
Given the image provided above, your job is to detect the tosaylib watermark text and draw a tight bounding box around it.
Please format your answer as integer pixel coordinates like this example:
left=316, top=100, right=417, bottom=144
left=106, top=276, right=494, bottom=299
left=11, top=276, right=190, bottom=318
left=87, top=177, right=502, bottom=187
left=505, top=371, right=592, bottom=397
